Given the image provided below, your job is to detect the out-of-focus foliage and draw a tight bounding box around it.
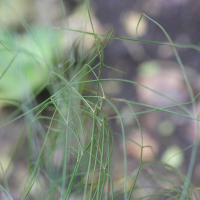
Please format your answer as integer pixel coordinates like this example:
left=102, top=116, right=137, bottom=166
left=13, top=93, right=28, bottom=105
left=0, top=27, right=63, bottom=105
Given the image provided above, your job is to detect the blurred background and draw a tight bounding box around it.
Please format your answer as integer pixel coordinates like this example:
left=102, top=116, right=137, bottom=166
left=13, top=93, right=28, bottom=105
left=0, top=0, right=200, bottom=199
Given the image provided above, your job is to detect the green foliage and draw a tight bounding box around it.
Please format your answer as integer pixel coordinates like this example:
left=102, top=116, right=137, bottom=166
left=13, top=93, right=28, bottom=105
left=0, top=26, right=64, bottom=105
left=0, top=1, right=199, bottom=200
